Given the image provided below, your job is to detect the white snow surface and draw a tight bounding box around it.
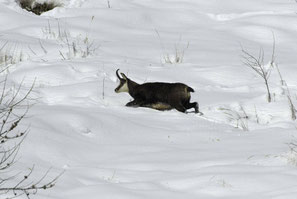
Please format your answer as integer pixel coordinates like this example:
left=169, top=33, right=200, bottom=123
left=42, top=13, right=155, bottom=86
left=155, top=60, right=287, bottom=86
left=1, top=0, right=297, bottom=198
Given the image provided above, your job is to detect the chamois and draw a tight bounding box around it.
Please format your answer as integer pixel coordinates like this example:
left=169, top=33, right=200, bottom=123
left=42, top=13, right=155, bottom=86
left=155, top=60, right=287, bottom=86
left=115, top=69, right=199, bottom=113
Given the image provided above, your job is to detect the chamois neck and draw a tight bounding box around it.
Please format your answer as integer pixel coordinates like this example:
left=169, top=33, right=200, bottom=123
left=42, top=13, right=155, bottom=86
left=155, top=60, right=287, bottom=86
left=127, top=79, right=139, bottom=97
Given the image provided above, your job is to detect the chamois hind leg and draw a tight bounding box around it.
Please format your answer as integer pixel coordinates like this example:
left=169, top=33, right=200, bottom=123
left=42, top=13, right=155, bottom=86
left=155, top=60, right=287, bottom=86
left=173, top=102, right=187, bottom=113
left=185, top=102, right=199, bottom=113
left=169, top=98, right=187, bottom=113
left=183, top=100, right=199, bottom=113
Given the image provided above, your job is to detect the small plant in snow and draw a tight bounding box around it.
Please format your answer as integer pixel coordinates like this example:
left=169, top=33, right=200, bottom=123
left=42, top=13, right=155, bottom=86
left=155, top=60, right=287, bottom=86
left=221, top=105, right=249, bottom=131
left=288, top=94, right=297, bottom=121
left=254, top=105, right=260, bottom=124
left=155, top=30, right=189, bottom=64
left=59, top=34, right=98, bottom=59
left=43, top=18, right=99, bottom=60
left=160, top=39, right=189, bottom=64
left=0, top=42, right=26, bottom=71
left=107, top=0, right=111, bottom=8
left=287, top=141, right=297, bottom=166
left=162, top=42, right=189, bottom=64
left=42, top=19, right=70, bottom=41
left=274, top=63, right=296, bottom=120
left=210, top=176, right=232, bottom=188
left=241, top=38, right=276, bottom=103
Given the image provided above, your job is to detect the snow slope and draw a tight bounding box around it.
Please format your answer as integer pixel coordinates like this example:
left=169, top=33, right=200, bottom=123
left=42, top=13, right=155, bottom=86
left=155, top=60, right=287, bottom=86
left=1, top=0, right=297, bottom=198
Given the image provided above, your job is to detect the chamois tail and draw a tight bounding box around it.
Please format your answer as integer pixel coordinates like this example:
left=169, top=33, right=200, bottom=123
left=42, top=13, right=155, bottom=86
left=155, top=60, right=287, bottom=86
left=187, top=86, right=195, bottom=93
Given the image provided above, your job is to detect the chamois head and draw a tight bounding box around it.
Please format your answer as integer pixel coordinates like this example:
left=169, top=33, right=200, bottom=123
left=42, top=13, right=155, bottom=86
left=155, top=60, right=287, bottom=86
left=115, top=69, right=129, bottom=93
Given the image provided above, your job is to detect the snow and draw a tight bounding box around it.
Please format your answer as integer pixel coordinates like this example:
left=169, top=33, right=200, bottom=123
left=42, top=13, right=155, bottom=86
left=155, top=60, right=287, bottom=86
left=1, top=0, right=297, bottom=198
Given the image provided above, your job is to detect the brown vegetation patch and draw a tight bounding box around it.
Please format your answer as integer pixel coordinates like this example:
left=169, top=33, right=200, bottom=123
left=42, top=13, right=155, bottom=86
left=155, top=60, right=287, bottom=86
left=17, top=0, right=61, bottom=15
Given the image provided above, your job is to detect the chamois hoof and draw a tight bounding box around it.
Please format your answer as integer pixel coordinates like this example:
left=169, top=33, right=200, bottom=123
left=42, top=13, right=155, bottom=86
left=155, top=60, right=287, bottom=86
left=197, top=112, right=204, bottom=116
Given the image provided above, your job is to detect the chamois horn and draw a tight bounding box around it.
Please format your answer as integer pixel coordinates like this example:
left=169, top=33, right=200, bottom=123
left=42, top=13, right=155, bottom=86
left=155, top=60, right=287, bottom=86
left=116, top=69, right=122, bottom=80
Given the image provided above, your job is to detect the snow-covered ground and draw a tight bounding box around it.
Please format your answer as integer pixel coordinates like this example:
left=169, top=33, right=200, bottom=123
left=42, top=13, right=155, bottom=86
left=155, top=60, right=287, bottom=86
left=1, top=0, right=297, bottom=198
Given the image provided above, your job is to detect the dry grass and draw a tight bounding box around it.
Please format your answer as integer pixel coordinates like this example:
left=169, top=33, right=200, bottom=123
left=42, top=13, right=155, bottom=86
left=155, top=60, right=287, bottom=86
left=155, top=29, right=189, bottom=64
left=162, top=42, right=189, bottom=64
left=221, top=106, right=249, bottom=131
left=0, top=42, right=25, bottom=72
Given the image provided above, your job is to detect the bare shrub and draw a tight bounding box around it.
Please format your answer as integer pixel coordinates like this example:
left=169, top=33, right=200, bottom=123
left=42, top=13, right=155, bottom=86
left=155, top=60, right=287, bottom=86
left=241, top=35, right=276, bottom=103
left=0, top=76, right=61, bottom=198
left=17, top=0, right=62, bottom=15
left=241, top=44, right=274, bottom=103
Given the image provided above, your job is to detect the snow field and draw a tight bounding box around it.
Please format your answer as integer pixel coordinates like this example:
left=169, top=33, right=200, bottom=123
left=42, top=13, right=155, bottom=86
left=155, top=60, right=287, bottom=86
left=1, top=0, right=297, bottom=198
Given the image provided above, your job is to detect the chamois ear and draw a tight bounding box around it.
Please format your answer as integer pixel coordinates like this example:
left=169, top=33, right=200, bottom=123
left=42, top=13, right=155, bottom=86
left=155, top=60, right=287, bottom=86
left=120, top=73, right=128, bottom=80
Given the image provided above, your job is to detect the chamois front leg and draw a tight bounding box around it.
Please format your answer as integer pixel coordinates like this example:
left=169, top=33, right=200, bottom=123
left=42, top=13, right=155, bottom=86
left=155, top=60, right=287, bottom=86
left=126, top=99, right=146, bottom=107
left=193, top=102, right=199, bottom=113
left=126, top=100, right=139, bottom=107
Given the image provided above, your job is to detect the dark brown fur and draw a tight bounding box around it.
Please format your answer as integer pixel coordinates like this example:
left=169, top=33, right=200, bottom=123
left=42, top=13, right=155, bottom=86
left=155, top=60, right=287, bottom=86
left=115, top=69, right=199, bottom=113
